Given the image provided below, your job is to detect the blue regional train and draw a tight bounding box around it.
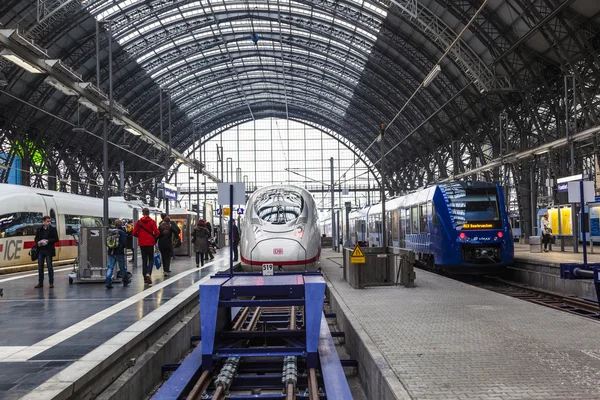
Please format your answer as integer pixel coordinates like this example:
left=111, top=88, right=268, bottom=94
left=344, top=181, right=514, bottom=273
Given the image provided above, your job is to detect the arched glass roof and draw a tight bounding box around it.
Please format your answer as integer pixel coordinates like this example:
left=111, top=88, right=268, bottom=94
left=1, top=0, right=599, bottom=194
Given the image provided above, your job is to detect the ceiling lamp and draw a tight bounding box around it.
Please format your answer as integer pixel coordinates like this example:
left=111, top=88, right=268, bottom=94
left=44, top=76, right=77, bottom=96
left=423, top=64, right=441, bottom=88
left=125, top=126, right=142, bottom=136
left=0, top=50, right=44, bottom=74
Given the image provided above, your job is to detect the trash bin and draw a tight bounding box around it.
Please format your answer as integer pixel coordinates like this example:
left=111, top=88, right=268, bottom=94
left=529, top=236, right=542, bottom=253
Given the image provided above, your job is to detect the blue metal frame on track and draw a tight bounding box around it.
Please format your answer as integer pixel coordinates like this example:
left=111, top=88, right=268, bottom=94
left=152, top=344, right=204, bottom=400
left=318, top=312, right=354, bottom=399
left=156, top=271, right=351, bottom=399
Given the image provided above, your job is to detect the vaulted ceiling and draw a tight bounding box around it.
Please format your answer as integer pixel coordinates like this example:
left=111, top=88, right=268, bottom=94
left=1, top=0, right=600, bottom=194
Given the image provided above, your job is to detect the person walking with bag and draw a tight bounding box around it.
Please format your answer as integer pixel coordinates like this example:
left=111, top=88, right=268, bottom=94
left=132, top=208, right=159, bottom=285
left=192, top=220, right=210, bottom=268
left=157, top=217, right=177, bottom=276
left=106, top=219, right=130, bottom=289
left=34, top=216, right=59, bottom=289
left=205, top=220, right=215, bottom=260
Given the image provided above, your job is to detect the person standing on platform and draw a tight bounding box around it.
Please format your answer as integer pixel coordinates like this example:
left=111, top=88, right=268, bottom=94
left=34, top=216, right=59, bottom=289
left=157, top=217, right=177, bottom=276
left=205, top=220, right=214, bottom=260
left=192, top=220, right=210, bottom=268
left=542, top=212, right=552, bottom=252
left=133, top=208, right=159, bottom=285
left=232, top=220, right=240, bottom=262
left=106, top=219, right=129, bottom=289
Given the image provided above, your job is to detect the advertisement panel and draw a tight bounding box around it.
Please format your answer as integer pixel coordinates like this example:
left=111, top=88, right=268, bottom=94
left=548, top=206, right=573, bottom=236
left=560, top=206, right=572, bottom=235
left=590, top=205, right=600, bottom=237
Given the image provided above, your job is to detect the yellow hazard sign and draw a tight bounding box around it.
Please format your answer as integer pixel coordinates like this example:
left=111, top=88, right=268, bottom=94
left=350, top=244, right=365, bottom=264
left=222, top=207, right=230, bottom=216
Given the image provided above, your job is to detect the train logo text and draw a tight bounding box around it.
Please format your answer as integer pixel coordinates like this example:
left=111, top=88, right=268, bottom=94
left=2, top=239, right=23, bottom=261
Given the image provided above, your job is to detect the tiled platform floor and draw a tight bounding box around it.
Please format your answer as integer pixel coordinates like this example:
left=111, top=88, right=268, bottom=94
left=321, top=249, right=600, bottom=400
left=0, top=251, right=230, bottom=400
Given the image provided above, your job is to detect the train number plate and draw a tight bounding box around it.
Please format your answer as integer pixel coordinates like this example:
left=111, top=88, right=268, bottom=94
left=262, top=264, right=274, bottom=276
left=273, top=248, right=284, bottom=255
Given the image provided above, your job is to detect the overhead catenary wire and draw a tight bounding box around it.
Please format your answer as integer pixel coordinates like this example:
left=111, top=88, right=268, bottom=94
left=334, top=0, right=489, bottom=188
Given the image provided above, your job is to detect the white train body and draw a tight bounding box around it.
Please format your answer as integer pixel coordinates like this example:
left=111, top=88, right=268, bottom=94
left=240, top=185, right=321, bottom=269
left=0, top=184, right=161, bottom=269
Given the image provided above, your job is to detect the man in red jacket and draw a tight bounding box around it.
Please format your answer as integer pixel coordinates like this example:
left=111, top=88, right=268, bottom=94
left=132, top=207, right=159, bottom=285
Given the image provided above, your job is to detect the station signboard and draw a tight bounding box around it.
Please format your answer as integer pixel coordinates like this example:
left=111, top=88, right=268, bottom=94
left=163, top=183, right=178, bottom=201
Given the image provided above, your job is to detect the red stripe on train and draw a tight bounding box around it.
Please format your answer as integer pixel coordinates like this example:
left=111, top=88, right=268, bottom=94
left=240, top=251, right=321, bottom=266
left=0, top=244, right=3, bottom=252
left=22, top=240, right=77, bottom=249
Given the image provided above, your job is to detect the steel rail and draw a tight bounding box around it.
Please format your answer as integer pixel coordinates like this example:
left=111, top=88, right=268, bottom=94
left=308, top=368, right=319, bottom=400
left=186, top=370, right=212, bottom=400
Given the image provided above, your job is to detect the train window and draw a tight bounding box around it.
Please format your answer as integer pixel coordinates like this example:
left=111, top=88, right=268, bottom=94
left=404, top=209, right=411, bottom=234
left=0, top=212, right=44, bottom=238
left=444, top=186, right=500, bottom=227
left=411, top=206, right=419, bottom=234
left=392, top=210, right=399, bottom=242
left=420, top=204, right=428, bottom=233
left=65, top=215, right=81, bottom=234
left=50, top=209, right=56, bottom=226
left=399, top=209, right=405, bottom=238
left=65, top=215, right=103, bottom=234
left=255, top=189, right=304, bottom=224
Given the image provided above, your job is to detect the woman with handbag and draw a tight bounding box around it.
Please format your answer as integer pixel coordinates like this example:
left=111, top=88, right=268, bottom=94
left=192, top=220, right=210, bottom=268
left=132, top=208, right=159, bottom=285
left=157, top=217, right=177, bottom=276
left=542, top=213, right=552, bottom=252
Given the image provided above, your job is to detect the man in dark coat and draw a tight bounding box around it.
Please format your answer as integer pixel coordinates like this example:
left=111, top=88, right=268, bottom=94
left=232, top=220, right=240, bottom=262
left=34, top=215, right=59, bottom=288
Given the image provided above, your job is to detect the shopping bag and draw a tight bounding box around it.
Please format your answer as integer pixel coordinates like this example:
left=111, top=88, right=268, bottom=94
left=154, top=247, right=162, bottom=270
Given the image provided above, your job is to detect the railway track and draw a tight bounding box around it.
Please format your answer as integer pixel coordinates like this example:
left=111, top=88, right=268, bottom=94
left=463, top=276, right=600, bottom=320
left=185, top=305, right=323, bottom=400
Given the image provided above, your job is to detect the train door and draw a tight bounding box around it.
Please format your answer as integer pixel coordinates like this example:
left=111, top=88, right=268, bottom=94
left=40, top=195, right=60, bottom=259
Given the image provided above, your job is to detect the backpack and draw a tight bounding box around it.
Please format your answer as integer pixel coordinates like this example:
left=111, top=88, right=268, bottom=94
left=107, top=229, right=121, bottom=248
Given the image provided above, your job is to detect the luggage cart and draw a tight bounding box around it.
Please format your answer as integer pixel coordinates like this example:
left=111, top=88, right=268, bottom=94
left=68, top=227, right=128, bottom=284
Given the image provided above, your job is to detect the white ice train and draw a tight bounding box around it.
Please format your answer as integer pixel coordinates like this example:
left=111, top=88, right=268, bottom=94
left=0, top=183, right=163, bottom=270
left=239, top=185, right=321, bottom=269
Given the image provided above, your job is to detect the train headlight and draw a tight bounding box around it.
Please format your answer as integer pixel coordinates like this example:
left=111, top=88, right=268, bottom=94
left=253, top=225, right=262, bottom=238
left=295, top=226, right=304, bottom=239
left=497, top=231, right=503, bottom=238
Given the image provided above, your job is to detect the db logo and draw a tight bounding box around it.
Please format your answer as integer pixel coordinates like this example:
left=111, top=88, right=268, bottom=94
left=273, top=248, right=283, bottom=255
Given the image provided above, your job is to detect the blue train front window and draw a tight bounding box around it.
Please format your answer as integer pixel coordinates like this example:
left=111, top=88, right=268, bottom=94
left=444, top=186, right=501, bottom=229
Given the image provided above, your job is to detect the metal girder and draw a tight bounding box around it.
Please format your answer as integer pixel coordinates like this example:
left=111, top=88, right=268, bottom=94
left=36, top=0, right=78, bottom=24
left=384, top=0, right=509, bottom=93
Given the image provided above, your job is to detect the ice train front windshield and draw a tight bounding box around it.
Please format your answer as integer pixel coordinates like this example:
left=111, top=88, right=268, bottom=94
left=255, top=189, right=304, bottom=224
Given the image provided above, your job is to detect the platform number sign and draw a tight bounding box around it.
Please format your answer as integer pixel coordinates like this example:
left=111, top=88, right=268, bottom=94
left=262, top=263, right=274, bottom=276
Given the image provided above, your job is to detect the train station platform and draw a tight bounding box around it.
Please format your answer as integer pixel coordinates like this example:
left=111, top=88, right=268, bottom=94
left=512, top=243, right=600, bottom=300
left=320, top=249, right=600, bottom=400
left=0, top=253, right=230, bottom=400
left=514, top=243, right=600, bottom=264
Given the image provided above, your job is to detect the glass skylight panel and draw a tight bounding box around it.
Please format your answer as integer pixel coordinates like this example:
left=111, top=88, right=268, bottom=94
left=85, top=0, right=390, bottom=122
left=364, top=1, right=388, bottom=16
